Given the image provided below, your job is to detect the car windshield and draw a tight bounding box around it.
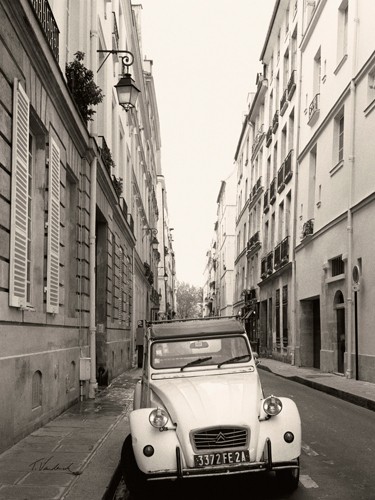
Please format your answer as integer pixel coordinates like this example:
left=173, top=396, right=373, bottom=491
left=151, top=335, right=251, bottom=370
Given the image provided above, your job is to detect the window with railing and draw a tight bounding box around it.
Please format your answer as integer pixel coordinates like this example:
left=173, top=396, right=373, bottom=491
left=270, top=177, right=276, bottom=203
left=30, top=0, right=60, bottom=61
left=331, top=256, right=345, bottom=276
left=308, top=93, right=320, bottom=124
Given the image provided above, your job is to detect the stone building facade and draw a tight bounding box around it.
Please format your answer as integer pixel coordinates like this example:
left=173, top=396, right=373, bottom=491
left=0, top=0, right=173, bottom=452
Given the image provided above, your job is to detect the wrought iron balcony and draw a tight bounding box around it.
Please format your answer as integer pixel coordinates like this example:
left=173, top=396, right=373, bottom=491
left=284, top=150, right=293, bottom=183
left=281, top=235, right=289, bottom=263
left=261, top=257, right=267, bottom=279
left=128, top=213, right=134, bottom=233
left=272, top=111, right=279, bottom=133
left=270, top=177, right=276, bottom=204
left=280, top=88, right=288, bottom=116
left=30, top=0, right=60, bottom=61
left=277, top=163, right=285, bottom=193
left=302, top=218, right=314, bottom=239
left=263, top=189, right=269, bottom=213
left=265, top=126, right=273, bottom=147
left=274, top=242, right=282, bottom=269
left=308, top=93, right=320, bottom=125
left=274, top=236, right=289, bottom=270
left=252, top=126, right=265, bottom=156
left=287, top=70, right=296, bottom=100
left=267, top=251, right=273, bottom=274
left=112, top=12, right=119, bottom=49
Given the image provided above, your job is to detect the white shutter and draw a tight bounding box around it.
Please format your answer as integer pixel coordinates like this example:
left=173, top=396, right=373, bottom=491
left=9, top=79, right=30, bottom=308
left=46, top=137, right=60, bottom=314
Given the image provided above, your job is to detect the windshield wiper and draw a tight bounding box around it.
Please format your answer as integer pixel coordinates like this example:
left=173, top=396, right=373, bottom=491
left=180, top=356, right=212, bottom=371
left=218, top=354, right=251, bottom=368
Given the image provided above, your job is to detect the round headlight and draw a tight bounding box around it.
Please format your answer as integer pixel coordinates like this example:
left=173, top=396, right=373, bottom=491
left=263, top=396, right=283, bottom=416
left=149, top=408, right=169, bottom=428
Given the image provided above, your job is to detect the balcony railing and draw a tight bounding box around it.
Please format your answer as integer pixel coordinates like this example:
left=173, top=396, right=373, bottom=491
left=247, top=231, right=260, bottom=253
left=284, top=149, right=293, bottom=183
left=252, top=126, right=265, bottom=155
left=277, top=163, right=285, bottom=193
left=270, top=177, right=276, bottom=204
left=266, top=126, right=273, bottom=147
left=128, top=213, right=134, bottom=233
left=274, top=236, right=289, bottom=270
left=280, top=88, right=288, bottom=116
left=274, top=242, right=282, bottom=269
left=308, top=93, right=320, bottom=125
left=302, top=218, right=314, bottom=239
left=112, top=12, right=119, bottom=49
left=30, top=0, right=60, bottom=61
left=281, top=235, right=289, bottom=263
left=267, top=251, right=273, bottom=275
left=272, top=111, right=279, bottom=133
left=261, top=257, right=267, bottom=279
left=287, top=70, right=296, bottom=99
left=263, top=189, right=269, bottom=213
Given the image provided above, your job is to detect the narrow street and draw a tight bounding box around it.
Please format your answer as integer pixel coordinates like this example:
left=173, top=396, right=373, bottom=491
left=113, top=370, right=375, bottom=500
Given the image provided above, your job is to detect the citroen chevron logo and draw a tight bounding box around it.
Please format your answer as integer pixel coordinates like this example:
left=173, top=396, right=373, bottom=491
left=215, top=432, right=226, bottom=443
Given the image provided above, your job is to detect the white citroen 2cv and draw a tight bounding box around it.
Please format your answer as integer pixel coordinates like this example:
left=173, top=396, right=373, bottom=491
left=121, top=317, right=301, bottom=497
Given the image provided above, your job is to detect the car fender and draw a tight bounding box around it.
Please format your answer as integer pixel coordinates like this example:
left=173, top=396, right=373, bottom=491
left=129, top=408, right=181, bottom=474
left=257, top=397, right=301, bottom=462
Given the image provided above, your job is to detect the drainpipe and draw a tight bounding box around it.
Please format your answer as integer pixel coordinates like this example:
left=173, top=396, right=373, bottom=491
left=88, top=0, right=98, bottom=398
left=89, top=156, right=97, bottom=398
left=345, top=0, right=359, bottom=379
left=290, top=5, right=305, bottom=367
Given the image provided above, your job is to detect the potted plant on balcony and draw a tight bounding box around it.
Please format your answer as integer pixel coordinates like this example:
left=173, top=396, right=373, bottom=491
left=66, top=51, right=103, bottom=123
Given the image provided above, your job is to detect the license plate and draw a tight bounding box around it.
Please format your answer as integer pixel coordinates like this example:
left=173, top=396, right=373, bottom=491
left=194, top=450, right=250, bottom=468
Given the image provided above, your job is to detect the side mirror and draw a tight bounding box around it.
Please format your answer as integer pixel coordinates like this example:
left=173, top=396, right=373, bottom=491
left=253, top=352, right=260, bottom=366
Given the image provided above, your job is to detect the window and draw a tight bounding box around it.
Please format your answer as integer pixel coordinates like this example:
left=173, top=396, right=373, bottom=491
left=337, top=0, right=348, bottom=65
left=338, top=115, right=344, bottom=161
left=331, top=256, right=345, bottom=277
left=275, top=289, right=280, bottom=346
left=10, top=81, right=60, bottom=313
left=367, top=67, right=375, bottom=107
left=313, top=47, right=321, bottom=97
left=332, top=110, right=345, bottom=173
left=282, top=285, right=288, bottom=347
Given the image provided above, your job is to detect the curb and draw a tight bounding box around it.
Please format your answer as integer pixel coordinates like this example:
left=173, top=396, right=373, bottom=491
left=258, top=365, right=375, bottom=412
left=102, top=461, right=122, bottom=500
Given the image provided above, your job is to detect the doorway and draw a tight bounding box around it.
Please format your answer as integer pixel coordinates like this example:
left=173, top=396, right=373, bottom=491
left=334, top=291, right=345, bottom=374
left=312, top=299, right=321, bottom=369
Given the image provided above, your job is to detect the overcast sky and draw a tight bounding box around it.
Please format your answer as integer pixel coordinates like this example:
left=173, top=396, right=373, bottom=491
left=138, top=0, right=275, bottom=287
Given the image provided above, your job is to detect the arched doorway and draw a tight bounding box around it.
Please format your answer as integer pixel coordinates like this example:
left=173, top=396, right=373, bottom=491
left=334, top=291, right=345, bottom=374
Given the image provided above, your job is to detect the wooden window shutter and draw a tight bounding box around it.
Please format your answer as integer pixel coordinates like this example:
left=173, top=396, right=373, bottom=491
left=9, top=79, right=30, bottom=308
left=46, top=137, right=60, bottom=314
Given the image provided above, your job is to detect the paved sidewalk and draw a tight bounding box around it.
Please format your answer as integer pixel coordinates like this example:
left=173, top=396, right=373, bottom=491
left=0, top=360, right=374, bottom=500
left=258, top=357, right=375, bottom=411
left=0, top=368, right=141, bottom=500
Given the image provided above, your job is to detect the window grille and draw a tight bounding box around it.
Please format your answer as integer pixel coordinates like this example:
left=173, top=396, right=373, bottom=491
left=331, top=256, right=345, bottom=276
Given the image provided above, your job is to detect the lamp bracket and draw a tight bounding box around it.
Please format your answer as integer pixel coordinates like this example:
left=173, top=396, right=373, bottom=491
left=97, top=50, right=135, bottom=74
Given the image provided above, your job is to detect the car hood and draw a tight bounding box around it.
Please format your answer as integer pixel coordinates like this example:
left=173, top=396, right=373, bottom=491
left=150, top=370, right=261, bottom=429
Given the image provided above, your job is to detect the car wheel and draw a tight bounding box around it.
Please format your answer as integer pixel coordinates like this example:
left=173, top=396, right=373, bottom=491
left=121, top=434, right=149, bottom=499
left=276, top=458, right=300, bottom=492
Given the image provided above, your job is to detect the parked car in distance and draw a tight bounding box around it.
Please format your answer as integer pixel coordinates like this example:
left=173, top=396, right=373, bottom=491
left=121, top=316, right=301, bottom=497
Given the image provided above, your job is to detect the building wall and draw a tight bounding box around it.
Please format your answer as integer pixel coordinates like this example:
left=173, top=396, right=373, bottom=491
left=0, top=0, right=169, bottom=453
left=295, top=0, right=375, bottom=382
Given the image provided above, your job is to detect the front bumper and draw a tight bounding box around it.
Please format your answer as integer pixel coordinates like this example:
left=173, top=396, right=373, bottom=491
left=144, top=438, right=299, bottom=482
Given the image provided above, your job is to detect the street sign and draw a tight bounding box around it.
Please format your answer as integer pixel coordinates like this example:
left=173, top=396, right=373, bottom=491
left=352, top=265, right=360, bottom=284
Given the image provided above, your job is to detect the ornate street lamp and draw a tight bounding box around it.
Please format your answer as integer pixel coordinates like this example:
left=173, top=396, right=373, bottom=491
left=97, top=50, right=140, bottom=111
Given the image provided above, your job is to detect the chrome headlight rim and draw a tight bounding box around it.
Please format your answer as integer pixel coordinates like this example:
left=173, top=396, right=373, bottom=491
left=263, top=395, right=283, bottom=416
left=149, top=407, right=169, bottom=428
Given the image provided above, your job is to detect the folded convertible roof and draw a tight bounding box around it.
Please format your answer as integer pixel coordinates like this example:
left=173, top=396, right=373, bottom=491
left=149, top=316, right=245, bottom=339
